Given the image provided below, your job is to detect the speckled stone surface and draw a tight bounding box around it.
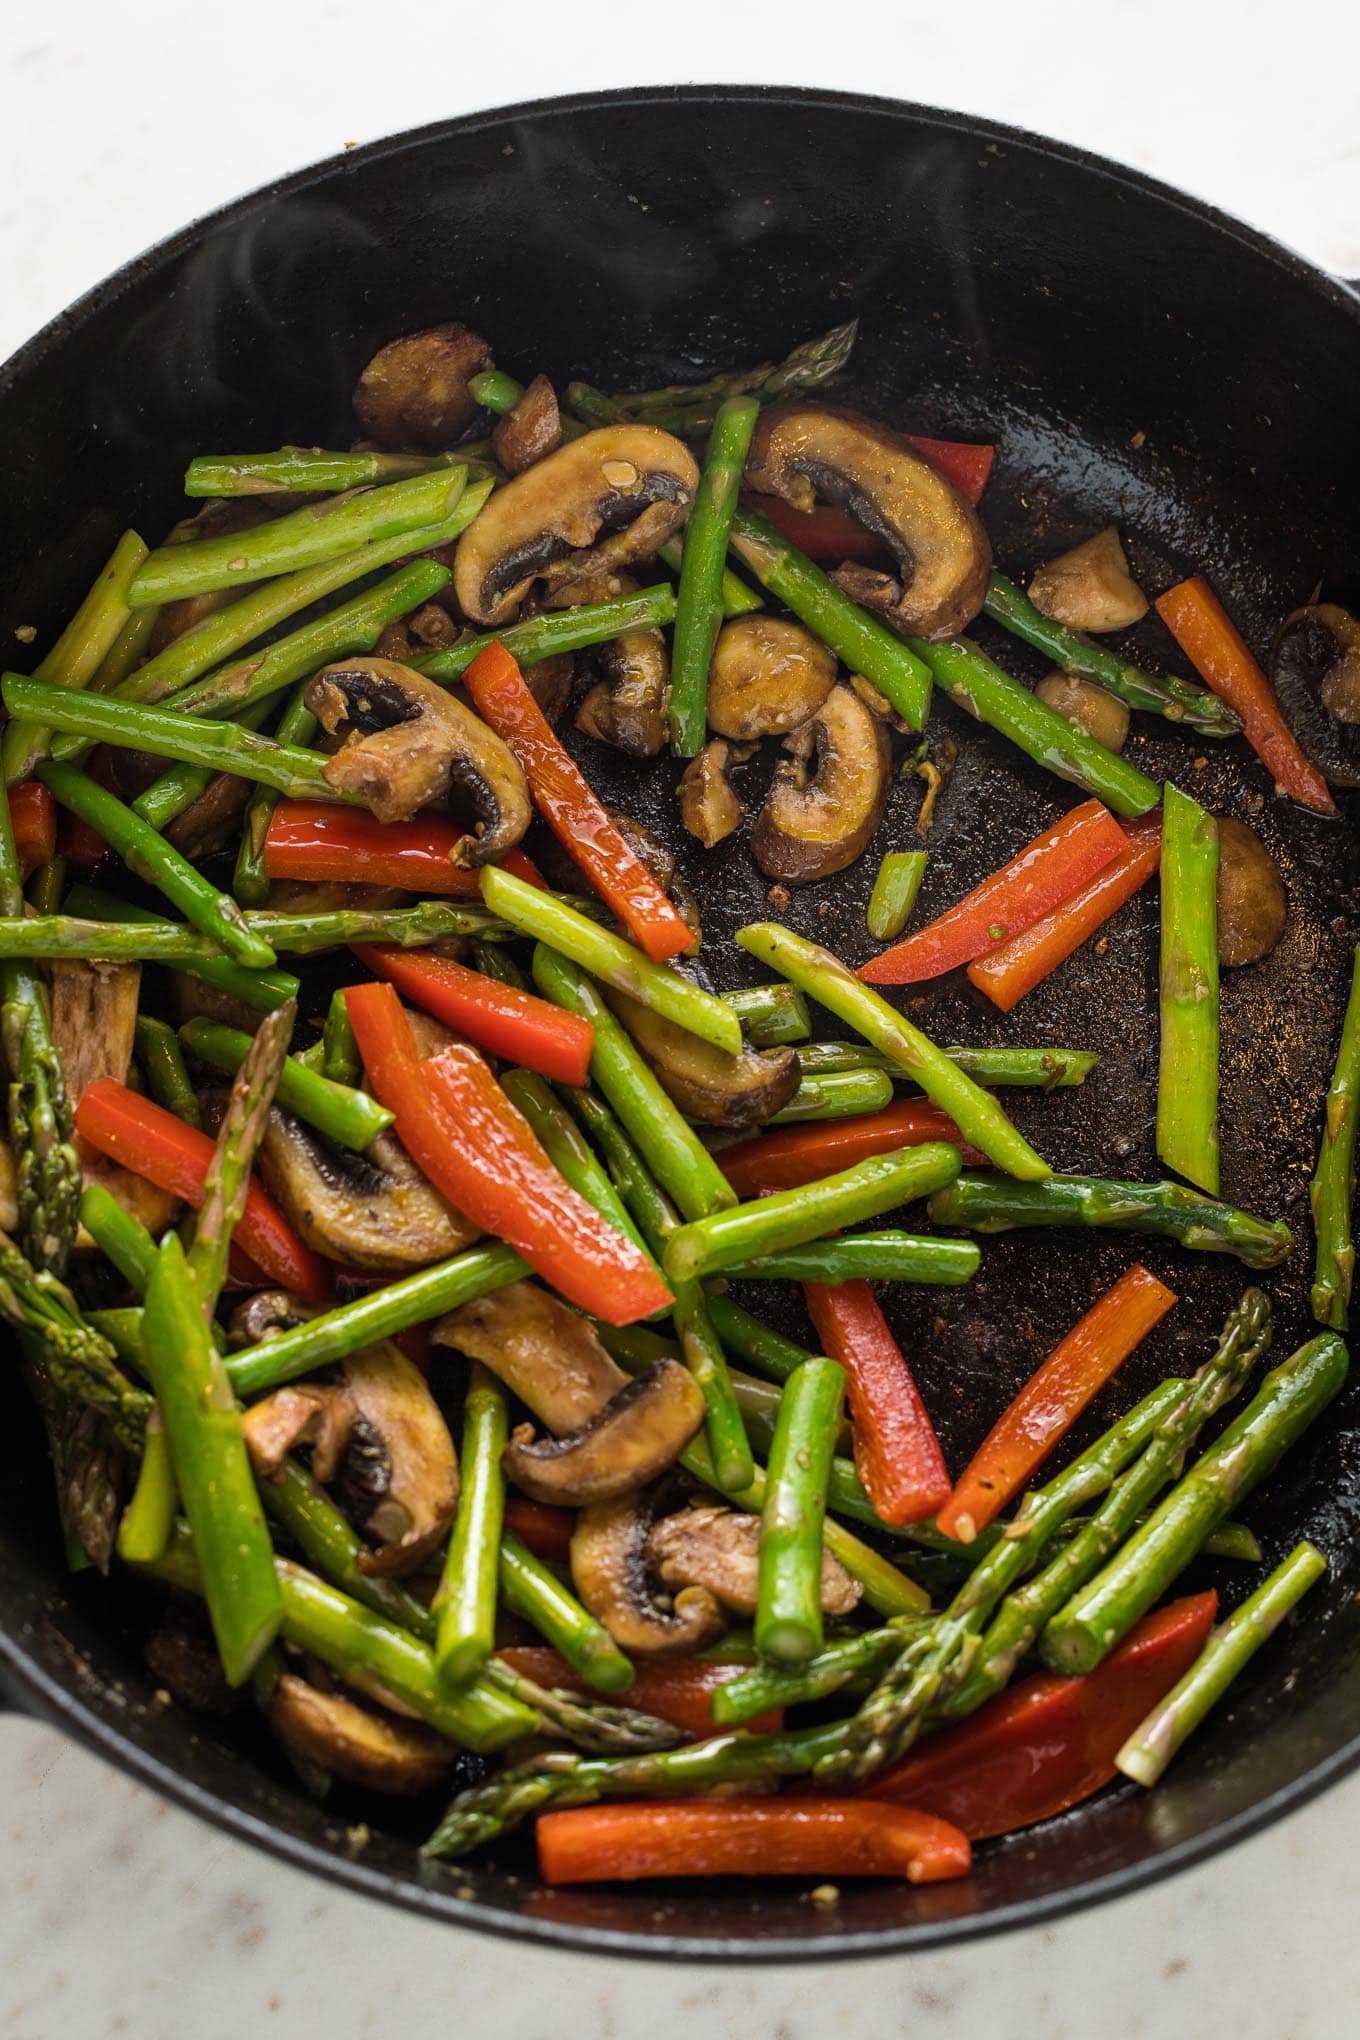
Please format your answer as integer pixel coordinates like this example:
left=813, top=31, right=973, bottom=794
left=3, top=7, right=1359, bottom=2033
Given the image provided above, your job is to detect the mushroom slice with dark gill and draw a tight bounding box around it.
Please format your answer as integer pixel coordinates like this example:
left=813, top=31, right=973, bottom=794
left=269, top=1674, right=457, bottom=1794
left=575, top=623, right=671, bottom=756
left=305, top=656, right=531, bottom=855
left=352, top=322, right=493, bottom=450
left=51, top=958, right=180, bottom=1236
left=706, top=615, right=836, bottom=740
left=255, top=1110, right=478, bottom=1272
left=491, top=372, right=562, bottom=475
left=570, top=1488, right=726, bottom=1658
left=433, top=1280, right=629, bottom=1432
left=1273, top=603, right=1360, bottom=788
left=605, top=985, right=799, bottom=1130
left=1216, top=817, right=1287, bottom=967
left=744, top=403, right=991, bottom=639
left=647, top=1502, right=862, bottom=1619
left=227, top=1290, right=319, bottom=1349
left=1035, top=670, right=1130, bottom=752
left=1028, top=527, right=1148, bottom=633
left=751, top=683, right=892, bottom=884
left=453, top=425, right=700, bottom=627
left=679, top=739, right=750, bottom=848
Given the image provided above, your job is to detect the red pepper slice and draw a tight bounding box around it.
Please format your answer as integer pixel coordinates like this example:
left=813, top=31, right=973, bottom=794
left=500, top=1499, right=576, bottom=1566
left=1155, top=575, right=1335, bottom=815
left=858, top=800, right=1130, bottom=985
left=869, top=1592, right=1218, bottom=1837
left=804, top=1280, right=951, bottom=1527
left=9, top=781, right=56, bottom=876
left=351, top=944, right=594, bottom=1086
left=462, top=642, right=693, bottom=963
left=968, top=811, right=1162, bottom=1013
left=263, top=800, right=545, bottom=897
left=935, top=1264, right=1178, bottom=1543
left=74, top=1078, right=330, bottom=1302
left=497, top=1646, right=783, bottom=1740
left=344, top=980, right=671, bottom=1325
left=536, top=1797, right=972, bottom=1885
left=905, top=434, right=995, bottom=504
left=718, top=1100, right=982, bottom=1201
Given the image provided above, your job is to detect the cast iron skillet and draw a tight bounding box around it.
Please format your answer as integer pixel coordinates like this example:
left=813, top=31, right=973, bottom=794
left=2, top=86, right=1359, bottom=1962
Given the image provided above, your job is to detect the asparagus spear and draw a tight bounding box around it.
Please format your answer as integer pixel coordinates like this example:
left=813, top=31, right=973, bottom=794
left=770, top=1068, right=894, bottom=1122
left=134, top=1016, right=201, bottom=1127
left=130, top=697, right=277, bottom=834
left=1311, top=944, right=1360, bottom=1329
left=735, top=922, right=1050, bottom=1181
left=711, top=1628, right=905, bottom=1727
left=1157, top=783, right=1221, bottom=1195
left=724, top=1230, right=980, bottom=1286
left=79, top=1182, right=159, bottom=1293
left=499, top=1068, right=651, bottom=1261
left=434, top=1364, right=508, bottom=1690
left=721, top=982, right=812, bottom=1046
left=179, top=1017, right=392, bottom=1152
left=498, top=1531, right=635, bottom=1693
left=0, top=899, right=503, bottom=966
left=63, top=885, right=298, bottom=1013
left=186, top=1002, right=293, bottom=1315
left=184, top=448, right=465, bottom=495
left=756, top=1356, right=845, bottom=1663
left=321, top=988, right=362, bottom=1088
left=1042, top=1333, right=1348, bottom=1674
left=234, top=682, right=317, bottom=906
left=415, top=586, right=677, bottom=686
left=3, top=530, right=148, bottom=783
left=983, top=573, right=1241, bottom=738
left=0, top=1228, right=151, bottom=1448
left=669, top=395, right=761, bottom=755
left=610, top=321, right=858, bottom=427
left=792, top=1041, right=1099, bottom=1089
left=928, top=1171, right=1292, bottom=1268
left=867, top=851, right=928, bottom=942
left=1115, top=1540, right=1327, bottom=1786
left=0, top=789, right=79, bottom=1271
left=116, top=1410, right=177, bottom=1566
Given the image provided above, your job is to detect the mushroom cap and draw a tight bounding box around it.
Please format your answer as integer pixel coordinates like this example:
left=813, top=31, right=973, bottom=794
left=352, top=322, right=493, bottom=451
left=752, top=683, right=893, bottom=884
left=570, top=1488, right=726, bottom=1658
left=707, top=615, right=836, bottom=741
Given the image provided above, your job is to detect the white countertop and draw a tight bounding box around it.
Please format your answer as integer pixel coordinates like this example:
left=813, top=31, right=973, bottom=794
left=3, top=4, right=1359, bottom=2032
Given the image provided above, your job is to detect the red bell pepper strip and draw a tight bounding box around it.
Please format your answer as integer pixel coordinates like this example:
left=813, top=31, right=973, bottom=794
left=968, top=812, right=1162, bottom=1013
left=344, top=980, right=672, bottom=1324
left=858, top=800, right=1130, bottom=985
left=500, top=1499, right=576, bottom=1566
left=536, top=1797, right=972, bottom=1885
left=935, top=1264, right=1178, bottom=1543
left=461, top=642, right=693, bottom=963
left=869, top=1591, right=1217, bottom=1837
left=9, top=781, right=56, bottom=875
left=906, top=434, right=995, bottom=504
left=719, top=1099, right=982, bottom=1200
left=804, top=1280, right=951, bottom=1527
left=74, top=1078, right=330, bottom=1303
left=498, top=1646, right=783, bottom=1740
left=263, top=799, right=545, bottom=897
left=351, top=944, right=594, bottom=1086
left=1155, top=575, right=1335, bottom=815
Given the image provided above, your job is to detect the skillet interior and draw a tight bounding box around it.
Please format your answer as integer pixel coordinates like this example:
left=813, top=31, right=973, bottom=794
left=2, top=86, right=1359, bottom=1959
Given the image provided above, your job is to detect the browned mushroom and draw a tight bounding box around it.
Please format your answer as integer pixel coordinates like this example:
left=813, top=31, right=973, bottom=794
left=745, top=404, right=991, bottom=639
left=679, top=740, right=749, bottom=848
left=605, top=986, right=800, bottom=1130
left=433, top=1281, right=628, bottom=1431
left=305, top=656, right=531, bottom=856
left=51, top=959, right=180, bottom=1236
left=227, top=1290, right=319, bottom=1349
left=353, top=323, right=493, bottom=450
left=406, top=600, right=461, bottom=651
left=255, top=1111, right=478, bottom=1271
left=751, top=684, right=892, bottom=884
left=1029, top=528, right=1148, bottom=634
left=491, top=373, right=562, bottom=475
left=647, top=1503, right=862, bottom=1618
left=604, top=808, right=702, bottom=950
left=1216, top=817, right=1287, bottom=966
left=269, top=1674, right=456, bottom=1794
left=453, top=426, right=700, bottom=627
left=706, top=615, right=836, bottom=740
left=263, top=880, right=408, bottom=915
left=1273, top=604, right=1360, bottom=787
left=575, top=626, right=671, bottom=756
left=502, top=1360, right=706, bottom=1507
left=570, top=1488, right=726, bottom=1657
left=1034, top=670, right=1131, bottom=752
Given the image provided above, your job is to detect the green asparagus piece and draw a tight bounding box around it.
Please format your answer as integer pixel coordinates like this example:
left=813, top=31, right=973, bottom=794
left=712, top=1627, right=903, bottom=1727
left=0, top=899, right=502, bottom=967
left=90, top=606, right=160, bottom=696
left=134, top=1016, right=201, bottom=1127
left=729, top=507, right=933, bottom=729
left=1115, top=1540, right=1327, bottom=1787
left=179, top=1017, right=392, bottom=1152
left=79, top=1183, right=159, bottom=1293
left=1042, top=1333, right=1348, bottom=1675
left=724, top=1229, right=980, bottom=1287
left=1157, top=782, right=1220, bottom=1195
left=611, top=322, right=858, bottom=427
left=791, top=1040, right=1098, bottom=1089
left=702, top=1294, right=814, bottom=1386
left=866, top=850, right=929, bottom=943
left=115, top=1410, right=177, bottom=1565
left=499, top=1068, right=650, bottom=1261
left=467, top=369, right=527, bottom=415
left=769, top=1067, right=894, bottom=1122
left=498, top=1530, right=635, bottom=1693
left=184, top=448, right=466, bottom=495
left=755, top=1356, right=845, bottom=1663
left=1205, top=1520, right=1264, bottom=1563
left=1311, top=944, right=1360, bottom=1328
left=130, top=696, right=277, bottom=834
left=928, top=1172, right=1292, bottom=1268
left=186, top=1002, right=292, bottom=1316
left=415, top=585, right=677, bottom=686
left=0, top=1231, right=151, bottom=1448
left=4, top=530, right=149, bottom=783
left=129, top=468, right=468, bottom=606
left=657, top=536, right=763, bottom=619
left=321, top=988, right=362, bottom=1089
left=669, top=395, right=760, bottom=755
left=663, top=1143, right=961, bottom=1284
left=62, top=886, right=298, bottom=1012
left=260, top=1458, right=437, bottom=1637
left=721, top=982, right=811, bottom=1046
left=0, top=789, right=79, bottom=1272
left=983, top=573, right=1240, bottom=738
left=563, top=380, right=620, bottom=428
left=736, top=922, right=1050, bottom=1181
left=435, top=1364, right=508, bottom=1689
left=234, top=683, right=317, bottom=906
left=910, top=633, right=1162, bottom=817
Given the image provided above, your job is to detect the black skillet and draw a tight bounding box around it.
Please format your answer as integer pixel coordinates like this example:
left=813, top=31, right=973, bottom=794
left=2, top=86, right=1359, bottom=1962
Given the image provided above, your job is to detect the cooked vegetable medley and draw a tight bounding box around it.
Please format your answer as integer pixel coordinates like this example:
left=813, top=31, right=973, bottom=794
left=5, top=314, right=1353, bottom=1894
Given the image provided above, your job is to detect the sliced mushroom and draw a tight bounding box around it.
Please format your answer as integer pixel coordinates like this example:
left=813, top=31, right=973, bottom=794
left=145, top=1624, right=244, bottom=1716
left=255, top=1111, right=478, bottom=1271
left=50, top=959, right=181, bottom=1236
left=453, top=426, right=700, bottom=627
left=751, top=684, right=892, bottom=884
left=525, top=652, right=577, bottom=727
left=241, top=1381, right=347, bottom=1478
left=571, top=1488, right=726, bottom=1657
left=575, top=627, right=671, bottom=756
left=166, top=772, right=254, bottom=859
left=1273, top=604, right=1360, bottom=787
left=263, top=880, right=408, bottom=915
left=269, top=1674, right=456, bottom=1794
left=227, top=1290, right=319, bottom=1349
left=1216, top=817, right=1287, bottom=967
left=605, top=985, right=799, bottom=1130
left=170, top=973, right=270, bottom=1037
left=850, top=673, right=911, bottom=733
left=406, top=600, right=461, bottom=651
left=504, top=1361, right=705, bottom=1507
left=353, top=322, right=493, bottom=450
left=679, top=740, right=749, bottom=848
left=707, top=615, right=836, bottom=740
left=0, top=1140, right=17, bottom=1232
left=647, top=1503, right=862, bottom=1619
left=1029, top=528, right=1148, bottom=634
left=433, top=1280, right=629, bottom=1432
left=1035, top=670, right=1131, bottom=752
left=745, top=404, right=991, bottom=639
left=305, top=656, right=531, bottom=856
left=491, top=373, right=562, bottom=475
